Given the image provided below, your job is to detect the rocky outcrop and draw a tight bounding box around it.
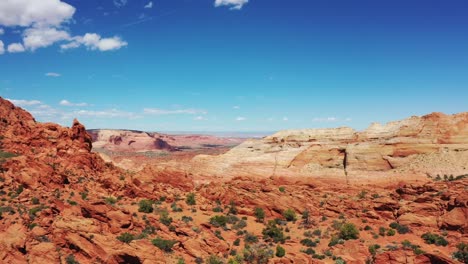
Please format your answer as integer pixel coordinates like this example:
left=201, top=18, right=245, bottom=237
left=192, top=112, right=468, bottom=181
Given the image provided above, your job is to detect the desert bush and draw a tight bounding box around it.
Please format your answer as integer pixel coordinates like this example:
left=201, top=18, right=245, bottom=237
left=244, top=232, right=259, bottom=244
left=65, top=255, right=80, bottom=264
left=138, top=199, right=153, bottom=213
left=275, top=245, right=286, bottom=257
left=181, top=216, right=193, bottom=223
left=254, top=207, right=265, bottom=222
left=243, top=243, right=274, bottom=264
left=159, top=210, right=173, bottom=226
left=368, top=244, right=380, bottom=256
left=228, top=201, right=238, bottom=215
left=31, top=197, right=39, bottom=204
left=117, top=232, right=134, bottom=243
left=389, top=222, right=410, bottom=234
left=105, top=196, right=117, bottom=205
left=339, top=223, right=359, bottom=240
left=386, top=229, right=396, bottom=236
left=210, top=215, right=228, bottom=228
left=453, top=242, right=468, bottom=263
left=300, top=238, right=317, bottom=247
left=151, top=237, right=177, bottom=252
left=421, top=233, right=448, bottom=246
left=262, top=220, right=286, bottom=243
left=186, top=193, right=196, bottom=205
left=283, top=209, right=296, bottom=222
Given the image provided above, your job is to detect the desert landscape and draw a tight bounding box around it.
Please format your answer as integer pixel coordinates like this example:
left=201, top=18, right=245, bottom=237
left=1, top=0, right=467, bottom=263
left=0, top=97, right=467, bottom=264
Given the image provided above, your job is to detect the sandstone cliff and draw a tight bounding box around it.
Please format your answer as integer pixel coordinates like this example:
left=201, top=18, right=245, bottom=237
left=192, top=112, right=468, bottom=183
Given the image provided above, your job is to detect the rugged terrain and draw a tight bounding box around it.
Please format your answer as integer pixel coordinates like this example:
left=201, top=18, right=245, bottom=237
left=0, top=96, right=467, bottom=264
left=88, top=129, right=245, bottom=170
left=191, top=112, right=468, bottom=184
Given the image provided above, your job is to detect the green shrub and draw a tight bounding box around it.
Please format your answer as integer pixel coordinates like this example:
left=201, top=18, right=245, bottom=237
left=244, top=232, right=259, bottom=244
left=283, top=209, right=296, bottom=222
left=368, top=244, right=380, bottom=256
left=243, top=243, right=274, bottom=264
left=228, top=201, right=238, bottom=215
left=389, top=222, right=410, bottom=234
left=275, top=245, right=286, bottom=257
left=210, top=215, right=228, bottom=227
left=339, top=223, right=359, bottom=240
left=138, top=199, right=153, bottom=213
left=65, top=254, right=80, bottom=264
left=181, top=216, right=193, bottom=223
left=159, top=210, right=173, bottom=226
left=378, top=227, right=386, bottom=236
left=453, top=242, right=468, bottom=263
left=105, top=197, right=117, bottom=205
left=300, top=238, right=317, bottom=247
left=206, top=254, right=224, bottom=264
left=151, top=237, right=177, bottom=252
left=117, top=232, right=134, bottom=243
left=31, top=197, right=39, bottom=205
left=233, top=238, right=240, bottom=246
left=186, top=193, right=196, bottom=205
left=279, top=186, right=285, bottom=192
left=386, top=229, right=396, bottom=236
left=232, top=219, right=247, bottom=230
left=421, top=232, right=448, bottom=246
left=254, top=207, right=265, bottom=222
left=262, top=220, right=286, bottom=243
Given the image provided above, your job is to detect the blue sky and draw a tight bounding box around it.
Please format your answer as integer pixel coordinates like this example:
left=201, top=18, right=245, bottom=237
left=0, top=0, right=467, bottom=132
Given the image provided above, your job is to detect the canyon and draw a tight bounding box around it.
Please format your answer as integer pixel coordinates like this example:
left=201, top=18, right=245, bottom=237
left=0, top=96, right=467, bottom=264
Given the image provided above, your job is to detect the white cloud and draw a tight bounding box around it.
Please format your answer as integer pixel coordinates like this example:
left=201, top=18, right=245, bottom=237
left=73, top=109, right=137, bottom=119
left=0, top=0, right=75, bottom=27
left=23, top=26, right=70, bottom=51
left=0, top=28, right=4, bottom=35
left=0, top=0, right=127, bottom=53
left=59, top=99, right=88, bottom=107
left=233, top=106, right=240, bottom=109
left=144, top=2, right=153, bottom=9
left=312, top=117, right=340, bottom=122
left=113, top=0, right=128, bottom=8
left=0, top=40, right=4, bottom=55
left=7, top=43, right=25, bottom=53
left=236, top=116, right=246, bottom=121
left=214, top=0, right=248, bottom=10
left=282, top=117, right=288, bottom=121
left=61, top=33, right=127, bottom=52
left=144, top=108, right=207, bottom=115
left=194, top=116, right=207, bottom=121
left=6, top=98, right=42, bottom=106
left=46, top=72, right=61, bottom=77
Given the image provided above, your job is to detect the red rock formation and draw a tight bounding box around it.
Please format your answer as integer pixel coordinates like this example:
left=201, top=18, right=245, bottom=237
left=0, top=97, right=466, bottom=263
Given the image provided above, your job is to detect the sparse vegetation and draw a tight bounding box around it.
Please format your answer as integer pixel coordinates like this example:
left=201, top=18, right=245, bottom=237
left=117, top=232, right=135, bottom=243
left=453, top=242, right=468, bottom=263
left=151, top=237, right=177, bottom=252
left=138, top=199, right=154, bottom=213
left=262, top=220, right=286, bottom=243
left=421, top=232, right=448, bottom=246
left=254, top=207, right=265, bottom=222
left=283, top=208, right=296, bottom=222
left=339, top=223, right=359, bottom=240
left=105, top=196, right=117, bottom=205
left=159, top=210, right=173, bottom=226
left=210, top=215, right=228, bottom=228
left=65, top=254, right=80, bottom=264
left=186, top=193, right=196, bottom=205
left=275, top=245, right=286, bottom=257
